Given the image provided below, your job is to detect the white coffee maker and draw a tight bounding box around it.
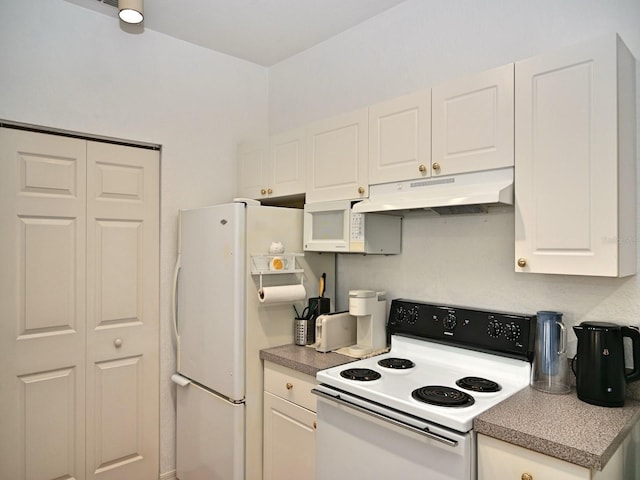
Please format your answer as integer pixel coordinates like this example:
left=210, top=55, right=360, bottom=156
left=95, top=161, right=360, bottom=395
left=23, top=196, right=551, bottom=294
left=348, top=290, right=387, bottom=357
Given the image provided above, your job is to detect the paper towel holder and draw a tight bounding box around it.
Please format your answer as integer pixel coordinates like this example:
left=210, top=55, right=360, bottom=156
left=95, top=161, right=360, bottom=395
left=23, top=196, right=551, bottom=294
left=251, top=253, right=305, bottom=289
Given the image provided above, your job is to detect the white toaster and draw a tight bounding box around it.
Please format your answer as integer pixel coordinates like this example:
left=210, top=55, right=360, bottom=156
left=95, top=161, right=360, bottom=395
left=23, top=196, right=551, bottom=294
left=315, top=312, right=357, bottom=352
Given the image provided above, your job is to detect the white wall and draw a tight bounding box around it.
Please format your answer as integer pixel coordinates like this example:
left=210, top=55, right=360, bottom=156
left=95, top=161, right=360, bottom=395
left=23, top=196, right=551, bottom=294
left=0, top=1, right=268, bottom=475
left=269, top=0, right=640, bottom=132
left=269, top=0, right=640, bottom=357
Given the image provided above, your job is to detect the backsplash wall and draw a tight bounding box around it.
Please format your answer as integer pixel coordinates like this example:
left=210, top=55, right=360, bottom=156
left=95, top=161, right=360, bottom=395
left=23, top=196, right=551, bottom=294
left=335, top=207, right=639, bottom=359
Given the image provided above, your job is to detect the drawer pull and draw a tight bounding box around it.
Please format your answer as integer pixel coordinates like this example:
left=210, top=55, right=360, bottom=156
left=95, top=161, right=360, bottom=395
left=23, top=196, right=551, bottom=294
left=521, top=474, right=533, bottom=480
left=313, top=421, right=317, bottom=429
left=286, top=382, right=293, bottom=390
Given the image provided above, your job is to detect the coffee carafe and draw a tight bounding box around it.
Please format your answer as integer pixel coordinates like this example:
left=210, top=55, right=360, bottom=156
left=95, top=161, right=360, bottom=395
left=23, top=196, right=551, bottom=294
left=530, top=311, right=570, bottom=394
left=572, top=322, right=640, bottom=407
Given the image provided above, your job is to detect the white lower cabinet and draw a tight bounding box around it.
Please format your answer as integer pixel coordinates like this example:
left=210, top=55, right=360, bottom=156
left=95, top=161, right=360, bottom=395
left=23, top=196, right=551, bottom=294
left=263, top=362, right=317, bottom=480
left=477, top=434, right=623, bottom=480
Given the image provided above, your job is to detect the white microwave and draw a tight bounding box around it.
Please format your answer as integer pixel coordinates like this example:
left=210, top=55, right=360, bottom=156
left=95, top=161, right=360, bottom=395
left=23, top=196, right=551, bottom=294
left=303, top=200, right=401, bottom=254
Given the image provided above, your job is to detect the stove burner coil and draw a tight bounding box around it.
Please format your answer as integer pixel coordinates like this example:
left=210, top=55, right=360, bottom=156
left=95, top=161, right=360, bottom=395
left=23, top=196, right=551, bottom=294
left=456, top=376, right=501, bottom=393
left=411, top=386, right=475, bottom=407
left=340, top=368, right=382, bottom=381
left=377, top=357, right=416, bottom=370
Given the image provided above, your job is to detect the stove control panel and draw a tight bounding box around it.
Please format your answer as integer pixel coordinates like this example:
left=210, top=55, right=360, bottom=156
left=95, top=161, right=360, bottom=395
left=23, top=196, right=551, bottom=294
left=388, top=299, right=535, bottom=361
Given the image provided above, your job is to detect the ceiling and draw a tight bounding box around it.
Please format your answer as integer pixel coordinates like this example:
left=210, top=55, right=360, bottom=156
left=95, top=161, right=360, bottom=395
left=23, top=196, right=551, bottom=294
left=67, top=0, right=409, bottom=66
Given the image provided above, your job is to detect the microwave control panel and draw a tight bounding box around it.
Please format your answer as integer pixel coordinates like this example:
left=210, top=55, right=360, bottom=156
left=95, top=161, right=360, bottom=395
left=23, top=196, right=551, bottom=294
left=350, top=213, right=365, bottom=240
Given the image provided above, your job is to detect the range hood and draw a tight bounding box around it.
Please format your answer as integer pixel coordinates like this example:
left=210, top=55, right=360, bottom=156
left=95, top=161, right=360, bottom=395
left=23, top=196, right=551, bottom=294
left=352, top=167, right=514, bottom=214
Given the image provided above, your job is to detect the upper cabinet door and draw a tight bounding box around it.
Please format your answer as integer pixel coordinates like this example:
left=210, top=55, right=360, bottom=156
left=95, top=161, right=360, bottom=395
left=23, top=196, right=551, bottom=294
left=432, top=63, right=514, bottom=176
left=306, top=108, right=369, bottom=203
left=269, top=128, right=306, bottom=199
left=237, top=139, right=269, bottom=200
left=368, top=90, right=431, bottom=185
left=514, top=35, right=636, bottom=277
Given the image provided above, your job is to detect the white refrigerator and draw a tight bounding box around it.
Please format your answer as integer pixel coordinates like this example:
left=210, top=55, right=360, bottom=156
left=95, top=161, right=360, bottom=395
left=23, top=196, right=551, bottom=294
left=172, top=200, right=333, bottom=480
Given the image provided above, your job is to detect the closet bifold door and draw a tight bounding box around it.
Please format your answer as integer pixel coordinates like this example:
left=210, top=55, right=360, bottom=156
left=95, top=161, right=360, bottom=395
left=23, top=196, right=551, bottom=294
left=85, top=141, right=159, bottom=480
left=0, top=127, right=160, bottom=480
left=0, top=127, right=88, bottom=480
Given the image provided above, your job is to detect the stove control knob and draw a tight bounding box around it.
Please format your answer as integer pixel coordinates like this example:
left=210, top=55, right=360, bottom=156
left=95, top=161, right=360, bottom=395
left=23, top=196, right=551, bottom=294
left=487, top=318, right=502, bottom=338
left=504, top=322, right=521, bottom=341
left=390, top=307, right=404, bottom=325
left=443, top=313, right=457, bottom=330
left=407, top=307, right=419, bottom=325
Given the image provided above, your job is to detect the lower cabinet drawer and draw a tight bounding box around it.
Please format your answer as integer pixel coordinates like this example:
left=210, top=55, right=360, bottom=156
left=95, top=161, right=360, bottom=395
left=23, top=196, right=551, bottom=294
left=264, top=361, right=317, bottom=412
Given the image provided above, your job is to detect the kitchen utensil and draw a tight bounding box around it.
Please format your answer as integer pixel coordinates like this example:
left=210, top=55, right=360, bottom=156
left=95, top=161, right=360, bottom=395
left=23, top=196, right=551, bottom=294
left=572, top=321, right=640, bottom=407
left=530, top=311, right=570, bottom=394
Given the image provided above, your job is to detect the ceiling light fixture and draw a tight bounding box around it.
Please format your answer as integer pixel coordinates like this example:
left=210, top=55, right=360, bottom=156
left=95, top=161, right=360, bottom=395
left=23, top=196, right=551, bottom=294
left=118, top=0, right=144, bottom=24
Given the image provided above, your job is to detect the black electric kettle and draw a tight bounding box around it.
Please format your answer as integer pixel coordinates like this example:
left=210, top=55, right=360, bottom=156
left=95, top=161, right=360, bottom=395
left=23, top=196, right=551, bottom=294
left=572, top=322, right=640, bottom=407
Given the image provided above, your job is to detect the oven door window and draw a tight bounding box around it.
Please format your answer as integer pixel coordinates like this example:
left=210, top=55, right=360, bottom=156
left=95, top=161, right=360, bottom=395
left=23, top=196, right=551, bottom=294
left=316, top=396, right=474, bottom=480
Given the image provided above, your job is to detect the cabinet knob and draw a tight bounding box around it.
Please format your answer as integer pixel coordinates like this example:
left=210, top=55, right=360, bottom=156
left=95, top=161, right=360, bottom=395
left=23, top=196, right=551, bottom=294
left=286, top=382, right=293, bottom=390
left=114, top=338, right=123, bottom=348
left=358, top=186, right=365, bottom=195
left=313, top=421, right=317, bottom=429
left=267, top=188, right=273, bottom=194
left=521, top=474, right=533, bottom=480
left=432, top=162, right=441, bottom=172
left=260, top=188, right=267, bottom=195
left=418, top=164, right=427, bottom=173
left=517, top=258, right=527, bottom=268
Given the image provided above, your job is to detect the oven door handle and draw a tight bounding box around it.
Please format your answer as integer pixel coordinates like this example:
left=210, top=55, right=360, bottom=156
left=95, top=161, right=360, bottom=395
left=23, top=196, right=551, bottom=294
left=312, top=388, right=459, bottom=448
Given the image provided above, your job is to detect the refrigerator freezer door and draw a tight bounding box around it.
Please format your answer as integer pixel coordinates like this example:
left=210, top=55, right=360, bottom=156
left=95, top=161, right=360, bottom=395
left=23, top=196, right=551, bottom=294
left=178, top=203, right=245, bottom=400
left=176, top=382, right=244, bottom=480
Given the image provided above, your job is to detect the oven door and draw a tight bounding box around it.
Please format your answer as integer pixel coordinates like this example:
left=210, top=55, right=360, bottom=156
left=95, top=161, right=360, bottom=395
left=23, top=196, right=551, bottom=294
left=313, top=386, right=475, bottom=480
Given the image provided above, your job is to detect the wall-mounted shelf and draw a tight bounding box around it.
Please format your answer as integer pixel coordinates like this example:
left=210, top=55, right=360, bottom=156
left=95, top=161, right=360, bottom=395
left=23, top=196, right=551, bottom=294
left=250, top=253, right=304, bottom=275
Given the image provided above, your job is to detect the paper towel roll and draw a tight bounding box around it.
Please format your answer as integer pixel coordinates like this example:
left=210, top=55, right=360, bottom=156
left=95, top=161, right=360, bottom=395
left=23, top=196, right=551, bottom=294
left=258, top=284, right=306, bottom=304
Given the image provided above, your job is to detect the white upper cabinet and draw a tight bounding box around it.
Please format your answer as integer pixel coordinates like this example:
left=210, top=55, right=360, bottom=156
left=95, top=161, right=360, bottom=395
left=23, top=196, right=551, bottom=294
left=306, top=108, right=369, bottom=203
left=431, top=63, right=514, bottom=176
left=368, top=90, right=431, bottom=185
left=237, top=128, right=306, bottom=200
left=237, top=139, right=269, bottom=199
left=514, top=34, right=636, bottom=277
left=269, top=128, right=306, bottom=198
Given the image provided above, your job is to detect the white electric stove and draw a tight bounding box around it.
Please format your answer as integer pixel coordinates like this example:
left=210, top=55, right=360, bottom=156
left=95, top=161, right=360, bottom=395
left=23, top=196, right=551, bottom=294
left=314, top=299, right=535, bottom=480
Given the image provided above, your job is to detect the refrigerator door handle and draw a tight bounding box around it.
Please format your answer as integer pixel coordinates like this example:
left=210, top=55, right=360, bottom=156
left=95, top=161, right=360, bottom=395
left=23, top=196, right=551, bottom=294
left=172, top=253, right=182, bottom=345
left=171, top=373, right=190, bottom=387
